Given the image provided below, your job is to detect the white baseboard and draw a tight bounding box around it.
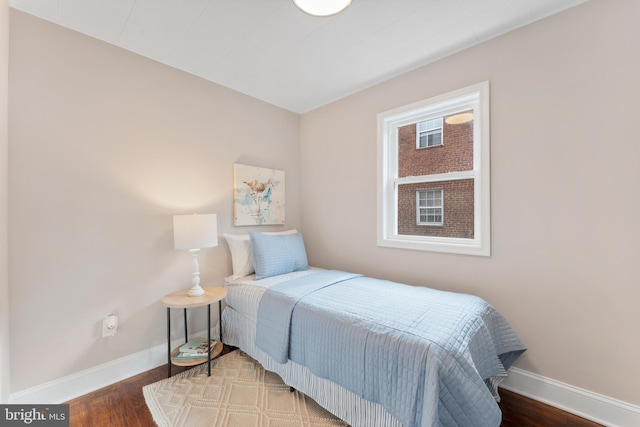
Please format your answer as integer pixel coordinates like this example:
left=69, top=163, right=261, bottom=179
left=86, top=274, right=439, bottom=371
left=500, top=367, right=640, bottom=427
left=10, top=345, right=640, bottom=427
left=8, top=342, right=168, bottom=404
left=7, top=329, right=214, bottom=404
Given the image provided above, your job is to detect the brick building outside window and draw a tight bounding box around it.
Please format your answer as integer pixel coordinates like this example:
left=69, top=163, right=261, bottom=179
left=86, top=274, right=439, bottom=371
left=397, top=111, right=474, bottom=239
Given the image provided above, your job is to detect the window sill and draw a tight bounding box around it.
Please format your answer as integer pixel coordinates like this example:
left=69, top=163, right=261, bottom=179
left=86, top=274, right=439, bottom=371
left=378, top=235, right=490, bottom=256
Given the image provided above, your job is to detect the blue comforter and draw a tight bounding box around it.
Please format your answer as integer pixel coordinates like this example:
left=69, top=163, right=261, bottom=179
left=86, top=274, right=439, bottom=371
left=256, top=270, right=526, bottom=427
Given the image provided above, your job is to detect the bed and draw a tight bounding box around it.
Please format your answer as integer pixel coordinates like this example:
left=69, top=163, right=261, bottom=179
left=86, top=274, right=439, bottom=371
left=221, top=231, right=526, bottom=427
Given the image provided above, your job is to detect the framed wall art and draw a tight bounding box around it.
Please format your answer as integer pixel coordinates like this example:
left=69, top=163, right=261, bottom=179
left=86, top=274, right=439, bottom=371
left=233, top=164, right=285, bottom=226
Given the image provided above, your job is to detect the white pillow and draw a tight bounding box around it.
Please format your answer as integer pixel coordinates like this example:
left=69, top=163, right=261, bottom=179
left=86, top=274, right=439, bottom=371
left=223, top=229, right=297, bottom=281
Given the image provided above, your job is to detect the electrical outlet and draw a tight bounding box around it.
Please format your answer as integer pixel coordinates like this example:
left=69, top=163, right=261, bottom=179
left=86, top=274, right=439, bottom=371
left=102, top=315, right=118, bottom=337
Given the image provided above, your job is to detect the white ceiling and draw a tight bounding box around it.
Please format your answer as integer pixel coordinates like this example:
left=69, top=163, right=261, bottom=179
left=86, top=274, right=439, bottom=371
left=9, top=0, right=588, bottom=113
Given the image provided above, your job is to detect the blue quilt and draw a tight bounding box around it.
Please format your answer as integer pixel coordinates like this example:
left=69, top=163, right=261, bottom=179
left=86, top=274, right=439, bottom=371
left=256, top=270, right=526, bottom=427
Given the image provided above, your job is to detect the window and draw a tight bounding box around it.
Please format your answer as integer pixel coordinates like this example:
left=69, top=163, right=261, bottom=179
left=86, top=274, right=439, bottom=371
left=377, top=81, right=490, bottom=256
left=417, top=118, right=443, bottom=148
left=417, top=189, right=443, bottom=225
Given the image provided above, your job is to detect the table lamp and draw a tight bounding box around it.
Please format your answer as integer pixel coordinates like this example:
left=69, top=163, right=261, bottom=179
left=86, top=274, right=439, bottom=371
left=173, top=213, right=218, bottom=297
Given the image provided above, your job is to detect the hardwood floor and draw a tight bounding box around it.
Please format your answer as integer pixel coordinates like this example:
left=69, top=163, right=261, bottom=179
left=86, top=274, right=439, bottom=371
left=65, top=346, right=603, bottom=427
left=498, top=389, right=602, bottom=427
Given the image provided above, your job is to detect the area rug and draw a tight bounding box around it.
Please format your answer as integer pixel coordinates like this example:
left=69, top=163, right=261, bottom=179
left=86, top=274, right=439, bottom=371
left=143, top=350, right=348, bottom=427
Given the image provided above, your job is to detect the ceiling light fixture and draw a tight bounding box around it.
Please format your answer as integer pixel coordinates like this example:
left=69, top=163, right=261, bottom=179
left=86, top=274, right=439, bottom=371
left=293, top=0, right=353, bottom=17
left=445, top=113, right=474, bottom=125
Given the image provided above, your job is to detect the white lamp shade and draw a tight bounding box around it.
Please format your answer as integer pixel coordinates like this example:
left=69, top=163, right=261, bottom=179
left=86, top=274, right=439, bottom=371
left=293, top=0, right=353, bottom=17
left=173, top=214, right=218, bottom=250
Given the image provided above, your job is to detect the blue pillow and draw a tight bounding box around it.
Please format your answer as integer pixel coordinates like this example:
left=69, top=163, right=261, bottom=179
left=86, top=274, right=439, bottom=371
left=249, top=232, right=309, bottom=280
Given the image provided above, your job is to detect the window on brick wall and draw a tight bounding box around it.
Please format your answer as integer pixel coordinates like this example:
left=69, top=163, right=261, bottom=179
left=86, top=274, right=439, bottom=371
left=417, top=118, right=443, bottom=148
left=377, top=81, right=490, bottom=256
left=417, top=189, right=443, bottom=225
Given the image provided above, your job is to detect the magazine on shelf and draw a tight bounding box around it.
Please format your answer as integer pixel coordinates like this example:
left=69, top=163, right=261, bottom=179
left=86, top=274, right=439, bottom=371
left=177, top=337, right=217, bottom=356
left=174, top=350, right=214, bottom=360
left=179, top=337, right=216, bottom=353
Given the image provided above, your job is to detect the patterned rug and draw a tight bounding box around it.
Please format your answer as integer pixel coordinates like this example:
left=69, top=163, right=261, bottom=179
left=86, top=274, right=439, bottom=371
left=143, top=350, right=348, bottom=427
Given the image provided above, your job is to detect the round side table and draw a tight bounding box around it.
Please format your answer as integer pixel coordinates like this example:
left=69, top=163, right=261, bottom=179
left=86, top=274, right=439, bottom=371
left=162, top=285, right=227, bottom=377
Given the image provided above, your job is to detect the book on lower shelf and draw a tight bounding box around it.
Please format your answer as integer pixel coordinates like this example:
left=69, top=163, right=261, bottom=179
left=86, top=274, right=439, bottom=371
left=174, top=337, right=217, bottom=359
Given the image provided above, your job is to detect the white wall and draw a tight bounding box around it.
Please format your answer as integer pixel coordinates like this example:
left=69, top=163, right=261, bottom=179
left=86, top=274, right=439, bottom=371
left=300, top=0, right=640, bottom=408
left=0, top=0, right=10, bottom=404
left=8, top=10, right=301, bottom=393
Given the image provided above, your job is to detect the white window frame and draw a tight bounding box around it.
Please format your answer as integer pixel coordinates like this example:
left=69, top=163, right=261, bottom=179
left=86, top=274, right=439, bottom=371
left=417, top=189, right=443, bottom=226
left=417, top=117, right=443, bottom=148
left=377, top=81, right=490, bottom=256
